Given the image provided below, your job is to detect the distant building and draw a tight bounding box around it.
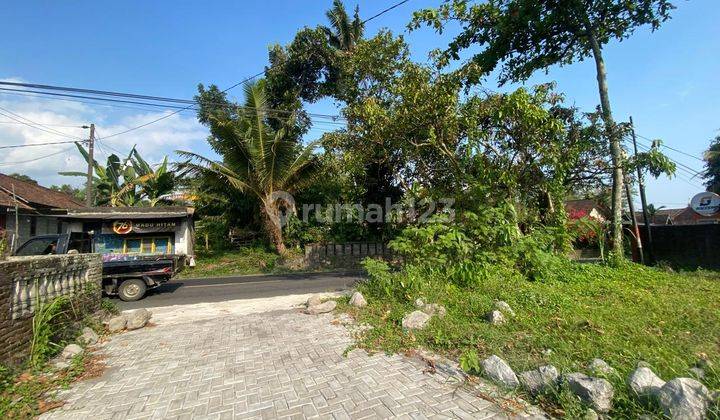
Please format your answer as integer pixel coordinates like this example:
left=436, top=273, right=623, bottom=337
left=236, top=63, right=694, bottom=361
left=60, top=207, right=195, bottom=261
left=565, top=199, right=608, bottom=222
left=635, top=206, right=720, bottom=225
left=0, top=173, right=83, bottom=248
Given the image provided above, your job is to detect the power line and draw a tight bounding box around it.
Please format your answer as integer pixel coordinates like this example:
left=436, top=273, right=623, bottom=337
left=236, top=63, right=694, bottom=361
left=0, top=146, right=75, bottom=166
left=0, top=0, right=408, bottom=142
left=630, top=135, right=703, bottom=177
left=362, top=0, right=411, bottom=24
left=0, top=86, right=347, bottom=122
left=0, top=120, right=84, bottom=128
left=0, top=106, right=83, bottom=140
left=631, top=140, right=704, bottom=187
left=634, top=132, right=705, bottom=163
left=0, top=139, right=83, bottom=150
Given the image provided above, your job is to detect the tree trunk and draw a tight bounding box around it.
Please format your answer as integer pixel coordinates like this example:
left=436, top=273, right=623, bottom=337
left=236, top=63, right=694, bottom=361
left=588, top=29, right=624, bottom=255
left=262, top=202, right=287, bottom=255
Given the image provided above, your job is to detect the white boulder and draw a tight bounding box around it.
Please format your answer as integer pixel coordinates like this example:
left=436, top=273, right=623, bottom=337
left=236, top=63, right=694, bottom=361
left=481, top=355, right=519, bottom=388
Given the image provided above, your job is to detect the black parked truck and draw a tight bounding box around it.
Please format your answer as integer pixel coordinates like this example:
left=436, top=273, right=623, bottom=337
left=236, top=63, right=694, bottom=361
left=13, top=232, right=184, bottom=301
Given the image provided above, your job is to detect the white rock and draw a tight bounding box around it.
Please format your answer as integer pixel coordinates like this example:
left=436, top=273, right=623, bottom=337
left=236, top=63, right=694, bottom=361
left=78, top=327, right=99, bottom=345
left=414, top=298, right=425, bottom=308
left=564, top=372, right=614, bottom=413
left=486, top=310, right=506, bottom=325
left=627, top=366, right=665, bottom=402
left=481, top=355, right=519, bottom=388
left=588, top=358, right=616, bottom=376
left=60, top=343, right=84, bottom=360
left=657, top=377, right=712, bottom=420
left=126, top=308, right=152, bottom=330
left=519, top=365, right=559, bottom=395
left=107, top=315, right=127, bottom=332
left=307, top=295, right=322, bottom=307
left=402, top=310, right=431, bottom=330
left=421, top=303, right=446, bottom=318
left=494, top=300, right=515, bottom=317
left=349, top=292, right=367, bottom=308
left=304, top=300, right=337, bottom=315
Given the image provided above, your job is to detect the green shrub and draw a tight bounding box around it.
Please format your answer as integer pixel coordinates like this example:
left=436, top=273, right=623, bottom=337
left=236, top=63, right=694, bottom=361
left=29, top=296, right=70, bottom=369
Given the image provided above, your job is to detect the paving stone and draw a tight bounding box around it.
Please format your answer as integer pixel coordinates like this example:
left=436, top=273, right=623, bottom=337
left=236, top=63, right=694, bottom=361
left=40, top=310, right=537, bottom=419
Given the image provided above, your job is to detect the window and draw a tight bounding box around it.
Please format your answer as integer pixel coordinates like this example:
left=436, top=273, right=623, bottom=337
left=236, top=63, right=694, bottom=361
left=122, top=236, right=172, bottom=254
left=15, top=237, right=57, bottom=256
left=125, top=238, right=142, bottom=253
left=29, top=217, right=37, bottom=236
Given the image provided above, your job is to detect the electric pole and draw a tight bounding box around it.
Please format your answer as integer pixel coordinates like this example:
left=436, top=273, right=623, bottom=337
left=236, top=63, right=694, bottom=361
left=624, top=172, right=644, bottom=264
left=630, top=116, right=654, bottom=264
left=85, top=123, right=95, bottom=207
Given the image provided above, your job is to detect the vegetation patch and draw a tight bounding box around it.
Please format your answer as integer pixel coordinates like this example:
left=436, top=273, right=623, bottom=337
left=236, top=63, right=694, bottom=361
left=0, top=289, right=112, bottom=418
left=179, top=246, right=339, bottom=278
left=349, top=259, right=720, bottom=418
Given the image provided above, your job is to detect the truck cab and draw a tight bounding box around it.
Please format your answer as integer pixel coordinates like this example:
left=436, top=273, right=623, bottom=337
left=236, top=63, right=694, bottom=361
left=13, top=232, right=182, bottom=301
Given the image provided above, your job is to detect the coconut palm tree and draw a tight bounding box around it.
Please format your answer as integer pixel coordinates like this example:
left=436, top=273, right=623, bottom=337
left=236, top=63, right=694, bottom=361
left=321, top=0, right=363, bottom=52
left=178, top=81, right=322, bottom=254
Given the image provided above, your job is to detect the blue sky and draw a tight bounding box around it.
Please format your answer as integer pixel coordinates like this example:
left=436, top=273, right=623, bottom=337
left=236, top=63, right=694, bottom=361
left=1, top=0, right=718, bottom=208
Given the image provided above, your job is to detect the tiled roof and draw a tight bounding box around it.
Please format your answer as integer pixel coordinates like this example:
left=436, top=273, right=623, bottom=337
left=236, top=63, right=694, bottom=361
left=0, top=189, right=32, bottom=209
left=0, top=173, right=84, bottom=209
left=565, top=199, right=608, bottom=218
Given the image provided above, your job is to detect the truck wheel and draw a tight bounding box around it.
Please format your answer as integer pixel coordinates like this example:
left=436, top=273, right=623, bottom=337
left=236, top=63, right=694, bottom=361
left=118, top=279, right=147, bottom=301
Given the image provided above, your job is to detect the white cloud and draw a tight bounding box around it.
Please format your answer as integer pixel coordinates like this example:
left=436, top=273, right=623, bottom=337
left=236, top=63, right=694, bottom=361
left=0, top=87, right=208, bottom=188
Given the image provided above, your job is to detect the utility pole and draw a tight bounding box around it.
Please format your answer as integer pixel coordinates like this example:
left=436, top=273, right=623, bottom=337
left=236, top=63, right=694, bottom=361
left=630, top=116, right=654, bottom=264
left=624, top=173, right=644, bottom=264
left=11, top=184, right=19, bottom=251
left=85, top=123, right=95, bottom=207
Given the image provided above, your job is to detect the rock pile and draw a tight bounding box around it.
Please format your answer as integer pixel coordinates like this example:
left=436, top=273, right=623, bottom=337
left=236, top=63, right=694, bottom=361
left=107, top=309, right=152, bottom=332
left=304, top=295, right=337, bottom=314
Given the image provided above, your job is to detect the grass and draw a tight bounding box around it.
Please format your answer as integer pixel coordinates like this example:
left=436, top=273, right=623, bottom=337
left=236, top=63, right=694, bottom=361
left=346, top=260, right=720, bottom=418
left=179, top=246, right=335, bottom=278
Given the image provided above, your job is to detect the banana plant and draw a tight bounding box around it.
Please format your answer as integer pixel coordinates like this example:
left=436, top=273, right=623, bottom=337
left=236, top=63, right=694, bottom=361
left=119, top=151, right=179, bottom=207
left=60, top=142, right=142, bottom=206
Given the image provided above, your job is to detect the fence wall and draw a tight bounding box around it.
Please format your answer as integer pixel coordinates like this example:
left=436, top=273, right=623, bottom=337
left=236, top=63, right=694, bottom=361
left=0, top=254, right=102, bottom=365
left=638, top=224, right=720, bottom=268
left=304, top=242, right=393, bottom=269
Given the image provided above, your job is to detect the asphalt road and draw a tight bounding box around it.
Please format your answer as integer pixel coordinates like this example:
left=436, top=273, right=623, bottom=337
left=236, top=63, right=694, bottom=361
left=116, top=271, right=364, bottom=310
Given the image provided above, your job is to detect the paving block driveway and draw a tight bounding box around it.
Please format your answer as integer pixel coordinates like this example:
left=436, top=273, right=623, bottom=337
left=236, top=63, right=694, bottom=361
left=43, top=309, right=540, bottom=419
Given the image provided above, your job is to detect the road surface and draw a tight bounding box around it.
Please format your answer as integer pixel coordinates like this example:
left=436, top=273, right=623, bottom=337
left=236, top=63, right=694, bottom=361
left=116, top=271, right=363, bottom=310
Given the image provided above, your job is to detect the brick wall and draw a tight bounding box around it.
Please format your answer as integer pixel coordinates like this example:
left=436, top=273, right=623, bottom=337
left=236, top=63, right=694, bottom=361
left=304, top=242, right=393, bottom=269
left=0, top=254, right=102, bottom=366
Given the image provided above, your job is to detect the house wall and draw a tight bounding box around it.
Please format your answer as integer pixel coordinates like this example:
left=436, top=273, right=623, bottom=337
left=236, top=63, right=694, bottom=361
left=64, top=217, right=194, bottom=257
left=0, top=253, right=102, bottom=366
left=4, top=213, right=61, bottom=249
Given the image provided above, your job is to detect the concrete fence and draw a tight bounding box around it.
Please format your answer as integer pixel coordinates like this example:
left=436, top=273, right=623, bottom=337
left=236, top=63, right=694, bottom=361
left=304, top=242, right=393, bottom=269
left=0, top=254, right=102, bottom=365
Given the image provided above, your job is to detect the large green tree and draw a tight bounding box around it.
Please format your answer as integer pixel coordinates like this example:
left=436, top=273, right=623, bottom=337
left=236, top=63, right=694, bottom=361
left=181, top=81, right=322, bottom=254
left=702, top=135, right=720, bottom=194
left=410, top=0, right=675, bottom=254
